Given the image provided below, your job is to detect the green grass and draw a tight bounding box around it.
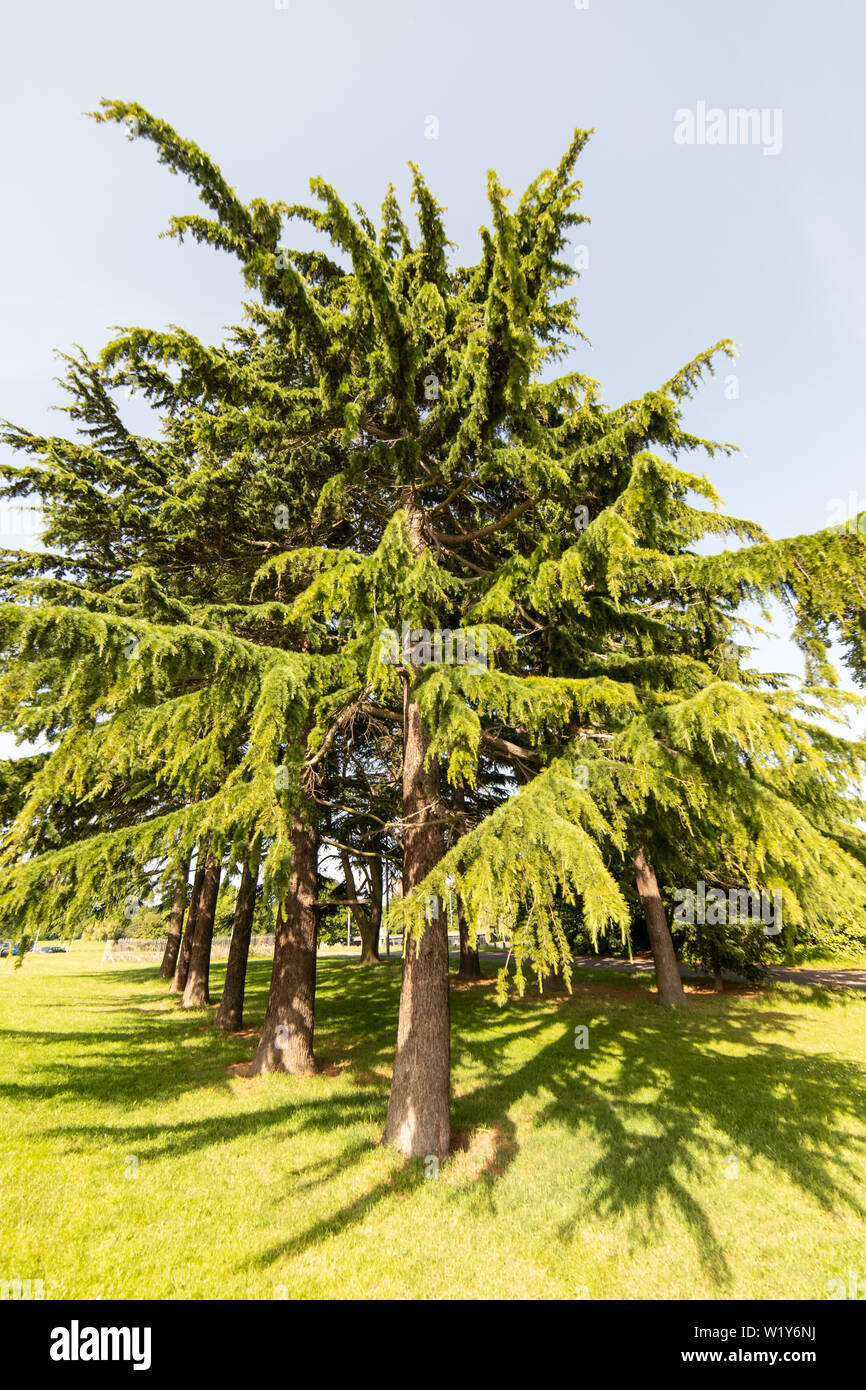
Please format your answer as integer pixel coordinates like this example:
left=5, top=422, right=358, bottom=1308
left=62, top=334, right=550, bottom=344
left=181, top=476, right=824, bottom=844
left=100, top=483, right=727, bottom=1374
left=783, top=946, right=866, bottom=970
left=1, top=945, right=865, bottom=1299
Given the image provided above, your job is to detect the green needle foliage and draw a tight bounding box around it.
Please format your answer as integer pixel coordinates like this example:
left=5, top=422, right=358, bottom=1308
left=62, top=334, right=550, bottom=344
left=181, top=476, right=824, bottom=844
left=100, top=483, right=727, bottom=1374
left=2, top=104, right=866, bottom=1149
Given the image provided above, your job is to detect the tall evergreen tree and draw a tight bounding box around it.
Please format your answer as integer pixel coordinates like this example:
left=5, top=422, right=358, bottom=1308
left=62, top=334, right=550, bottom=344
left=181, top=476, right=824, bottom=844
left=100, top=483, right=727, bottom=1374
left=3, top=104, right=866, bottom=1157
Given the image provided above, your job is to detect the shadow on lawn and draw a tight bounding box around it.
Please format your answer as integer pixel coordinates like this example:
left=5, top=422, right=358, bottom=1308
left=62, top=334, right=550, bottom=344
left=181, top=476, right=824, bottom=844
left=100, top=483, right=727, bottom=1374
left=17, top=954, right=866, bottom=1291
left=446, top=987, right=866, bottom=1286
left=244, top=973, right=866, bottom=1291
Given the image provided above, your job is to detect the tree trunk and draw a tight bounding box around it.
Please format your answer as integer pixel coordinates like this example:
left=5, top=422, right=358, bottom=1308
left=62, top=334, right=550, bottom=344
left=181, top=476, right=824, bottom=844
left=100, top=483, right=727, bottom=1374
left=359, top=912, right=381, bottom=964
left=713, top=964, right=725, bottom=993
left=182, top=851, right=222, bottom=1008
left=382, top=681, right=450, bottom=1157
left=361, top=855, right=383, bottom=964
left=170, top=847, right=207, bottom=994
left=249, top=817, right=319, bottom=1076
left=633, top=846, right=688, bottom=1008
left=456, top=896, right=482, bottom=982
left=159, top=853, right=190, bottom=981
left=215, top=841, right=260, bottom=1033
left=453, top=783, right=481, bottom=982
left=541, top=965, right=567, bottom=991
left=340, top=847, right=382, bottom=965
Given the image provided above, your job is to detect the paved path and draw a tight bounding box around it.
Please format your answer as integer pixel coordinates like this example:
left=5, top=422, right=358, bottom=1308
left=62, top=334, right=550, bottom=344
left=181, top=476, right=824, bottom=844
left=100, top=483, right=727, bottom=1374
left=476, top=951, right=866, bottom=992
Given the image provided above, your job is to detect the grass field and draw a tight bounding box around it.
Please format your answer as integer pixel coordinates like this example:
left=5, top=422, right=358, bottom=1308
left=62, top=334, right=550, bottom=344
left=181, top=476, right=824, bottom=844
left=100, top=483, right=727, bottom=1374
left=1, top=944, right=865, bottom=1300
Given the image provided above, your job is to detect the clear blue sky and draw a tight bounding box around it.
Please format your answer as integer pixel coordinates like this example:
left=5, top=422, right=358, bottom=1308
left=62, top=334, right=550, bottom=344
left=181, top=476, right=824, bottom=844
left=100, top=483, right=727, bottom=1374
left=1, top=0, right=864, bottom=747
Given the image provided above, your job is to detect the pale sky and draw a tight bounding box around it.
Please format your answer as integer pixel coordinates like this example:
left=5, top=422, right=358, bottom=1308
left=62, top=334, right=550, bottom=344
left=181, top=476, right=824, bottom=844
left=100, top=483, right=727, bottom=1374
left=2, top=0, right=865, bottom=758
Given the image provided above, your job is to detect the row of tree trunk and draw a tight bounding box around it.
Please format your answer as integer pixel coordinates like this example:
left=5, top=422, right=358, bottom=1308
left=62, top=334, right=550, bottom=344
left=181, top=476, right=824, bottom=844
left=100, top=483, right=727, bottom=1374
left=157, top=821, right=321, bottom=1084
left=154, top=743, right=683, bottom=1168
left=216, top=842, right=261, bottom=1032
left=159, top=838, right=262, bottom=1030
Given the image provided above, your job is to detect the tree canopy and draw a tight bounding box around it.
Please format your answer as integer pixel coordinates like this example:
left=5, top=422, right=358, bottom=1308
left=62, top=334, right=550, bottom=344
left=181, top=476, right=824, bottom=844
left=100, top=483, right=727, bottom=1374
left=2, top=104, right=866, bottom=1151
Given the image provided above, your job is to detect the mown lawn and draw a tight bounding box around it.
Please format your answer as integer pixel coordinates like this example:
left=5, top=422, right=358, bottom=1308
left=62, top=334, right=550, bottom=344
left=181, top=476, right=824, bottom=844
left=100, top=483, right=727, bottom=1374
left=1, top=944, right=864, bottom=1300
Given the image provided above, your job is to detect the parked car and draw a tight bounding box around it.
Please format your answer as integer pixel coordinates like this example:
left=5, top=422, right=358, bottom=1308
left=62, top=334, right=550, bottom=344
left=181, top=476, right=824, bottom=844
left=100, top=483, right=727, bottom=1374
left=1, top=941, right=20, bottom=956
left=33, top=944, right=68, bottom=954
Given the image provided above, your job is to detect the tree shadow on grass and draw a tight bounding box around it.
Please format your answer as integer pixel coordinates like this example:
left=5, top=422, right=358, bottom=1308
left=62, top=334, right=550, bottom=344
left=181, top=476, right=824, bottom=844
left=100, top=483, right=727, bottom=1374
left=14, top=953, right=866, bottom=1293
left=0, top=1025, right=251, bottom=1111
left=444, top=986, right=866, bottom=1288
left=0, top=957, right=402, bottom=1115
left=240, top=986, right=866, bottom=1289
left=44, top=1087, right=382, bottom=1166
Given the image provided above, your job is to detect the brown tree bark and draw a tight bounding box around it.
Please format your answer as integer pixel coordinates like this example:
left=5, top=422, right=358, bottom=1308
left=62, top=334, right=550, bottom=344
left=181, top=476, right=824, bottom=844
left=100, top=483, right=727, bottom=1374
left=456, top=896, right=482, bottom=982
left=182, top=851, right=222, bottom=1008
left=361, top=855, right=383, bottom=964
left=215, top=841, right=261, bottom=1033
left=249, top=816, right=319, bottom=1075
left=633, top=846, right=688, bottom=1008
left=170, top=846, right=207, bottom=994
left=713, top=964, right=725, bottom=993
left=452, top=782, right=481, bottom=982
left=339, top=848, right=382, bottom=964
left=382, top=644, right=450, bottom=1157
left=159, top=853, right=190, bottom=981
left=541, top=964, right=568, bottom=991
